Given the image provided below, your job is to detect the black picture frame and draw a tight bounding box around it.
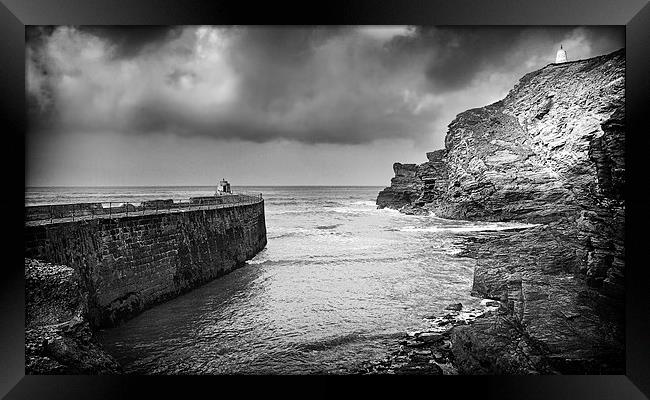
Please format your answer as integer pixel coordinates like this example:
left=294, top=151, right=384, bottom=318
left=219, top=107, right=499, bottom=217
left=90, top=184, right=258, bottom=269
left=3, top=0, right=649, bottom=398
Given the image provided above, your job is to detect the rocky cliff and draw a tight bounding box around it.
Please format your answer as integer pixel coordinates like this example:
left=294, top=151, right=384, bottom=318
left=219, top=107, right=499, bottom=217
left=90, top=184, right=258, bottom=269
left=377, top=49, right=625, bottom=374
left=25, top=258, right=121, bottom=374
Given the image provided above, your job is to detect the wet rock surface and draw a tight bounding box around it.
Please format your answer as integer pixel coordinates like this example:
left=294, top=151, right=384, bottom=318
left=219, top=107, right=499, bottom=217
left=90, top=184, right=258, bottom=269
left=25, top=258, right=121, bottom=374
left=375, top=49, right=625, bottom=374
left=355, top=302, right=501, bottom=375
left=461, top=225, right=624, bottom=374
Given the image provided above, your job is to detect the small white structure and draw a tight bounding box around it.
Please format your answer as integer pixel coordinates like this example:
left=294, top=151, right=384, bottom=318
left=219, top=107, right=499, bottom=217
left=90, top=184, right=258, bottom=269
left=556, top=45, right=567, bottom=63
left=216, top=178, right=231, bottom=195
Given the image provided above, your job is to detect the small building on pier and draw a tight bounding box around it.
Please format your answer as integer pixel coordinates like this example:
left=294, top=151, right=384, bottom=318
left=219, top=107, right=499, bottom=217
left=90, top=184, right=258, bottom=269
left=217, top=178, right=232, bottom=195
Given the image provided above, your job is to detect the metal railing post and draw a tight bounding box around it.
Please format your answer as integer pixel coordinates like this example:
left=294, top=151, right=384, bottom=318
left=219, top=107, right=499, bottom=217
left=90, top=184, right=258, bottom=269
left=50, top=205, right=53, bottom=223
left=126, top=204, right=129, bottom=217
left=72, top=204, right=75, bottom=222
left=109, top=202, right=112, bottom=218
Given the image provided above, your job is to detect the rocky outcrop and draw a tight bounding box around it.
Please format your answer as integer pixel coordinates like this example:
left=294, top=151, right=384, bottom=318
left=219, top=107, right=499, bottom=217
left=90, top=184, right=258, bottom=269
left=25, top=258, right=121, bottom=374
left=450, top=226, right=623, bottom=374
left=377, top=49, right=625, bottom=374
left=356, top=302, right=502, bottom=375
left=376, top=163, right=423, bottom=209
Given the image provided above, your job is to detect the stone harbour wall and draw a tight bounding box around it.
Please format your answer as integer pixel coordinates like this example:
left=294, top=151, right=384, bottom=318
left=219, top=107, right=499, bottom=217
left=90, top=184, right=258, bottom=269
left=25, top=201, right=267, bottom=328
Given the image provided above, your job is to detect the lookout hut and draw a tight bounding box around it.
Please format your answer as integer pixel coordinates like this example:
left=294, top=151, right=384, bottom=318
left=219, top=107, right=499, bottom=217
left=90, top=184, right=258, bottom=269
left=217, top=178, right=232, bottom=195
left=556, top=45, right=567, bottom=63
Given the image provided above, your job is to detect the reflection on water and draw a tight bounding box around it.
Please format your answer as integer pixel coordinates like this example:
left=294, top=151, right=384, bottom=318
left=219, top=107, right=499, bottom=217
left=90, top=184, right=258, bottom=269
left=29, top=186, right=531, bottom=374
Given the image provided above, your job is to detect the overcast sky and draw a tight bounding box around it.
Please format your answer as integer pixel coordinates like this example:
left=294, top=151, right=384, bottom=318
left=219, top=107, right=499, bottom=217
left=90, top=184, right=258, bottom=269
left=26, top=25, right=623, bottom=187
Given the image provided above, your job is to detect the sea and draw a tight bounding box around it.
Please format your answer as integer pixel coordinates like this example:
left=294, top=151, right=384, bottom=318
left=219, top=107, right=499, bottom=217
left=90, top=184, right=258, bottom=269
left=25, top=186, right=534, bottom=374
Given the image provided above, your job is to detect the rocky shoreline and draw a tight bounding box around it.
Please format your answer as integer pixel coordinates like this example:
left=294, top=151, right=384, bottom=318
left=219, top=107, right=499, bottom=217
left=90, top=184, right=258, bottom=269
left=25, top=258, right=121, bottom=374
left=356, top=301, right=503, bottom=375
left=375, top=49, right=625, bottom=374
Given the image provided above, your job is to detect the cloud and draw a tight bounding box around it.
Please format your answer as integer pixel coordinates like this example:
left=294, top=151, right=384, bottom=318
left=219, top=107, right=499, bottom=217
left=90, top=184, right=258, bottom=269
left=76, top=26, right=183, bottom=58
left=26, top=25, right=624, bottom=145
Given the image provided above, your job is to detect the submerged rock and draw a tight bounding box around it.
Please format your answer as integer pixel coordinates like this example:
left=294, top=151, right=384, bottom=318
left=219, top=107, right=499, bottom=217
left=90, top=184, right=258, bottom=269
left=444, top=303, right=463, bottom=311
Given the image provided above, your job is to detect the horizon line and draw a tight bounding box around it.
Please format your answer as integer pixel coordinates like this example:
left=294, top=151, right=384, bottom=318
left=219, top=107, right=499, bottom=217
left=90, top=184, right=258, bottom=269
left=26, top=184, right=387, bottom=188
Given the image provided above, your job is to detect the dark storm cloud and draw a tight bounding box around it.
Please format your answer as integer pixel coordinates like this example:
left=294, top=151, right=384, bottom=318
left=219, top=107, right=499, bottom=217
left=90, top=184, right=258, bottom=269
left=421, top=27, right=525, bottom=92
left=218, top=26, right=359, bottom=111
left=76, top=25, right=183, bottom=58
left=128, top=90, right=432, bottom=144
left=388, top=26, right=625, bottom=93
left=26, top=25, right=624, bottom=145
left=26, top=25, right=55, bottom=46
left=26, top=25, right=184, bottom=127
left=26, top=26, right=58, bottom=125
left=25, top=25, right=182, bottom=57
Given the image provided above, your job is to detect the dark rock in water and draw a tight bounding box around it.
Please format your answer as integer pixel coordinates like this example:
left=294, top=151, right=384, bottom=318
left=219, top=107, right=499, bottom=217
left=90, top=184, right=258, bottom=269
left=418, top=332, right=444, bottom=343
left=25, top=258, right=121, bottom=374
left=358, top=306, right=496, bottom=375
left=444, top=303, right=463, bottom=311
left=404, top=339, right=427, bottom=348
left=377, top=49, right=625, bottom=374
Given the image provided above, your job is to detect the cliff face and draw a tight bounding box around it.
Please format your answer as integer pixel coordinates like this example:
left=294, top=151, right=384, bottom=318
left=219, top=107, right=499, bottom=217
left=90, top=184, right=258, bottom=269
left=377, top=49, right=625, bottom=374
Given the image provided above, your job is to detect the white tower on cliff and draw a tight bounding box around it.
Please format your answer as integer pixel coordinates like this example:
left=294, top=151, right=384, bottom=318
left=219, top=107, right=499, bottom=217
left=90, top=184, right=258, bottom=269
left=556, top=44, right=567, bottom=63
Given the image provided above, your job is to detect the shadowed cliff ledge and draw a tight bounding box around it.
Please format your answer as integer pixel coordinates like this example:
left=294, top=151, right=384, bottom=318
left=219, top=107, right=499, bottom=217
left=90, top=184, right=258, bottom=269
left=377, top=49, right=625, bottom=374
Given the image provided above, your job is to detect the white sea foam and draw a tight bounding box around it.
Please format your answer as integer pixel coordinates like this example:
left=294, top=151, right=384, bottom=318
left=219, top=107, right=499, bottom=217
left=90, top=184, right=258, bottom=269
left=349, top=200, right=377, bottom=207
left=330, top=207, right=375, bottom=215
left=399, top=223, right=540, bottom=233
left=246, top=257, right=268, bottom=265
left=376, top=207, right=401, bottom=214
left=480, top=298, right=501, bottom=307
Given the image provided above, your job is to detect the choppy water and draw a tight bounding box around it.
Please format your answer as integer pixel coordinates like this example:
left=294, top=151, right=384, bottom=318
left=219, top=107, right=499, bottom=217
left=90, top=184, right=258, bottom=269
left=25, top=186, right=534, bottom=374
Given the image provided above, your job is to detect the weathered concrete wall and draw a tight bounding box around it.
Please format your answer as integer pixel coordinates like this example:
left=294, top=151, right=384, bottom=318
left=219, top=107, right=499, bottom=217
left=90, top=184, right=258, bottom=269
left=24, top=201, right=267, bottom=327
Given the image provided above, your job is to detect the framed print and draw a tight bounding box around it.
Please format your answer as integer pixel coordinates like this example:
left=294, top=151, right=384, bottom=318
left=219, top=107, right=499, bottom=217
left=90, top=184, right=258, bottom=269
left=3, top=0, right=650, bottom=398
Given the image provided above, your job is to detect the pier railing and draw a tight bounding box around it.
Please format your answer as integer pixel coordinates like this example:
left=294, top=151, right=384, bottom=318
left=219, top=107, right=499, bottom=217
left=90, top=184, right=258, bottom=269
left=25, top=192, right=263, bottom=225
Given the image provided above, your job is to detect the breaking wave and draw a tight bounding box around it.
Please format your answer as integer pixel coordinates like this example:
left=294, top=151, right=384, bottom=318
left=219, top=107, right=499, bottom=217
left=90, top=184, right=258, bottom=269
left=399, top=222, right=540, bottom=233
